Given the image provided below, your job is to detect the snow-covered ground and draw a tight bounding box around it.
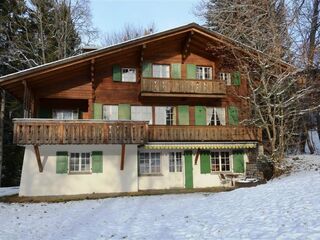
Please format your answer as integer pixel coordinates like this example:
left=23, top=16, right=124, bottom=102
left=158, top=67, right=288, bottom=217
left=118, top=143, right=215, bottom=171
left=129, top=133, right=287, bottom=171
left=0, top=155, right=320, bottom=240
left=0, top=186, right=19, bottom=197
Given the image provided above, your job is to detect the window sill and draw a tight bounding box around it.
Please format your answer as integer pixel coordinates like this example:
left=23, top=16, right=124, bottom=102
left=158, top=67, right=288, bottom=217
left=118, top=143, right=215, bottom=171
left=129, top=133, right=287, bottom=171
left=68, top=171, right=92, bottom=175
left=139, top=173, right=163, bottom=177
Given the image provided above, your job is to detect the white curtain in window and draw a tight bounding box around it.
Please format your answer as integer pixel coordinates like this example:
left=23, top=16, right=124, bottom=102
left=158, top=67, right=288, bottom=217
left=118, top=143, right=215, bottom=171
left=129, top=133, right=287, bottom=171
left=215, top=107, right=226, bottom=125
left=131, top=106, right=152, bottom=124
left=155, top=107, right=167, bottom=124
left=206, top=107, right=214, bottom=125
left=103, top=105, right=118, bottom=120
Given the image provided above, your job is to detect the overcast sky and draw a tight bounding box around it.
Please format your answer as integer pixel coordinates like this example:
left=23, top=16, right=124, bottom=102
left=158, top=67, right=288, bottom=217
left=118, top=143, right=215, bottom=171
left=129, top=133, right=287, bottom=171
left=90, top=0, right=202, bottom=41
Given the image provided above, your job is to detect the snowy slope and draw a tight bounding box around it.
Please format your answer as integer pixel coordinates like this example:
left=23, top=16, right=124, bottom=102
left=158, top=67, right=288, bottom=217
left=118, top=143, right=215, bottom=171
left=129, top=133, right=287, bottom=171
left=0, top=156, right=320, bottom=240
left=0, top=186, right=19, bottom=197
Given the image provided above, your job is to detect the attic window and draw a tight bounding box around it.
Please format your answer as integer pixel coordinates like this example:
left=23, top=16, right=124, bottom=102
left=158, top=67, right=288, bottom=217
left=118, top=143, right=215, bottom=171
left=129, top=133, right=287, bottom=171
left=122, top=68, right=136, bottom=82
left=196, top=66, right=212, bottom=80
left=153, top=64, right=170, bottom=78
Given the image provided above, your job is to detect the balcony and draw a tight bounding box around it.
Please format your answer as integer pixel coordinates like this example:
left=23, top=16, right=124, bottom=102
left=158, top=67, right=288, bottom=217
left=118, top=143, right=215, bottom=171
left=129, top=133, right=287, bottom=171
left=13, top=119, right=149, bottom=145
left=148, top=125, right=262, bottom=142
left=141, top=78, right=226, bottom=98
left=13, top=119, right=261, bottom=146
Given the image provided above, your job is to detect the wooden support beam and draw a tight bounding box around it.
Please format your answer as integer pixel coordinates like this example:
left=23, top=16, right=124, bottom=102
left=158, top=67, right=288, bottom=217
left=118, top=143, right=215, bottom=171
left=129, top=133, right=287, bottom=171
left=33, top=145, right=43, bottom=172
left=195, top=148, right=200, bottom=165
left=22, top=80, right=28, bottom=118
left=139, top=44, right=146, bottom=82
left=120, top=144, right=126, bottom=170
left=89, top=59, right=95, bottom=119
left=182, top=31, right=194, bottom=63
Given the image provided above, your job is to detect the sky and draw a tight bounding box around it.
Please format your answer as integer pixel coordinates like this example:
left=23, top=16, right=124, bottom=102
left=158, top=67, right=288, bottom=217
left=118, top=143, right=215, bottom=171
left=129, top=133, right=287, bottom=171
left=90, top=0, right=202, bottom=44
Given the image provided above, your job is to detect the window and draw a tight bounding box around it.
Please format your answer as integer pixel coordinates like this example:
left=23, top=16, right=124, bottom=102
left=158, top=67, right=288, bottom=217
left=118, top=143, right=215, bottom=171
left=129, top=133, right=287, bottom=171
left=139, top=152, right=161, bottom=174
left=155, top=106, right=176, bottom=125
left=122, top=68, right=136, bottom=82
left=219, top=72, right=232, bottom=85
left=211, top=151, right=230, bottom=172
left=207, top=107, right=226, bottom=126
left=103, top=105, right=118, bottom=120
left=69, top=152, right=91, bottom=173
left=196, top=66, right=212, bottom=80
left=169, top=152, right=183, bottom=172
left=131, top=106, right=152, bottom=124
left=153, top=64, right=170, bottom=78
left=166, top=107, right=175, bottom=125
left=53, top=109, right=78, bottom=120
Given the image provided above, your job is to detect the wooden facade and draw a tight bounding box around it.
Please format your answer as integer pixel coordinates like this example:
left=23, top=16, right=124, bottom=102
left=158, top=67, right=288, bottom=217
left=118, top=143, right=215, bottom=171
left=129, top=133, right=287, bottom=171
left=0, top=23, right=264, bottom=146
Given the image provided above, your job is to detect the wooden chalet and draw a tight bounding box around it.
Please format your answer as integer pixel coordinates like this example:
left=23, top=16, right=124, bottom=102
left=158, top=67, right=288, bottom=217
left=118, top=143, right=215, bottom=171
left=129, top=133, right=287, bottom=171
left=0, top=23, right=262, bottom=196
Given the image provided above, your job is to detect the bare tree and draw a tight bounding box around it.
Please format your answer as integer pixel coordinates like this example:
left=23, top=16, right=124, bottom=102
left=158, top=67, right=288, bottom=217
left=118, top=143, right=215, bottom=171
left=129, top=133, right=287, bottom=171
left=101, top=23, right=156, bottom=46
left=200, top=0, right=318, bottom=171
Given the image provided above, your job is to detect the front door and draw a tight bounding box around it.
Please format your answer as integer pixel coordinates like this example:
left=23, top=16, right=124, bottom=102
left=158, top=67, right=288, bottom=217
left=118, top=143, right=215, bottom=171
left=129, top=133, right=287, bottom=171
left=184, top=151, right=193, bottom=188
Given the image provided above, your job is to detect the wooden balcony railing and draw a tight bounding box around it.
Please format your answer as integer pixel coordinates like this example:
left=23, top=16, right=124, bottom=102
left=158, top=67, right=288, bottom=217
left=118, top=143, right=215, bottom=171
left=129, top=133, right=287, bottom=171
left=141, top=78, right=226, bottom=97
left=148, top=125, right=262, bottom=142
left=13, top=119, right=149, bottom=145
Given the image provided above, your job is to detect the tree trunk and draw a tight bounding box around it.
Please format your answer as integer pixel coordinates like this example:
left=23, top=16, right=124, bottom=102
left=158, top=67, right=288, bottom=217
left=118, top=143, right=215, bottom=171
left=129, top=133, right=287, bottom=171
left=0, top=90, right=5, bottom=187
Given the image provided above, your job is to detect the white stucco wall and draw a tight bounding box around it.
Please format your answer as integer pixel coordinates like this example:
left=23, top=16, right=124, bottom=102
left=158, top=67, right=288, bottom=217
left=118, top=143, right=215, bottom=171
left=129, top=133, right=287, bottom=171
left=138, top=150, right=248, bottom=190
left=138, top=151, right=184, bottom=190
left=193, top=151, right=249, bottom=188
left=19, top=144, right=139, bottom=196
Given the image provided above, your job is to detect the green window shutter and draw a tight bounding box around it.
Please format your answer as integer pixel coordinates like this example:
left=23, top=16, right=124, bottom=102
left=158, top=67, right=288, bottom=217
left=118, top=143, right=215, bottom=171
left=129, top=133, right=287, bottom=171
left=233, top=151, right=245, bottom=173
left=200, top=151, right=211, bottom=174
left=118, top=104, right=131, bottom=120
left=186, top=64, right=196, bottom=79
left=228, top=106, right=239, bottom=125
left=113, top=65, right=121, bottom=82
left=38, top=107, right=52, bottom=118
left=93, top=103, right=103, bottom=119
left=92, top=151, right=103, bottom=173
left=195, top=106, right=206, bottom=126
left=171, top=63, right=181, bottom=79
left=178, top=105, right=189, bottom=125
left=142, top=62, right=152, bottom=78
left=184, top=151, right=193, bottom=189
left=56, top=151, right=68, bottom=174
left=232, top=71, right=241, bottom=86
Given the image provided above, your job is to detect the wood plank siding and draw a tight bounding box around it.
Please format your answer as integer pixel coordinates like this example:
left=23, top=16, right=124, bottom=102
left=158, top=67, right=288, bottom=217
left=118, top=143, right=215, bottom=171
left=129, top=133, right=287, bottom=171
left=141, top=78, right=226, bottom=97
left=148, top=125, right=262, bottom=142
left=13, top=119, right=148, bottom=145
left=13, top=119, right=261, bottom=145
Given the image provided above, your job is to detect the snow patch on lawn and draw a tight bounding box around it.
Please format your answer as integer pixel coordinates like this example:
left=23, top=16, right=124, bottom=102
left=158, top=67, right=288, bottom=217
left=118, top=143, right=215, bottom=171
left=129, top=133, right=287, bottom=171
left=0, top=186, right=19, bottom=197
left=0, top=156, right=320, bottom=239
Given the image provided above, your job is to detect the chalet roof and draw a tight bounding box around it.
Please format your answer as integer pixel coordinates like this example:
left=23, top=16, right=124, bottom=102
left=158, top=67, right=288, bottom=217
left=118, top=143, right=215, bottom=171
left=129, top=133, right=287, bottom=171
left=0, top=22, right=294, bottom=98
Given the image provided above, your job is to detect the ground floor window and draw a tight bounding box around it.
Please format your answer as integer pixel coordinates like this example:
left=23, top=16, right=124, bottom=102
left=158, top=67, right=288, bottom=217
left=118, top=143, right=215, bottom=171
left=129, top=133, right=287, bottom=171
left=139, top=152, right=161, bottom=175
left=211, top=151, right=230, bottom=172
left=169, top=152, right=183, bottom=172
left=69, top=152, right=91, bottom=173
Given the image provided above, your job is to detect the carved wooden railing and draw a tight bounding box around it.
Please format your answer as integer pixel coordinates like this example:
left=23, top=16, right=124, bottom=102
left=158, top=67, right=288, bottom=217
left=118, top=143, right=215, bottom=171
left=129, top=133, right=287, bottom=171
left=13, top=119, right=149, bottom=145
left=141, top=78, right=226, bottom=96
left=148, top=125, right=262, bottom=142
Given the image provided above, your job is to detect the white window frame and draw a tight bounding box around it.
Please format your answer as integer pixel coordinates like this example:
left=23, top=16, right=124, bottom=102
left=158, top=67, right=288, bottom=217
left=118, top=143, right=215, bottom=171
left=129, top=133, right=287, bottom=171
left=69, top=152, right=91, bottom=173
left=131, top=106, right=153, bottom=124
left=165, top=106, right=176, bottom=126
left=196, top=66, right=212, bottom=80
left=122, top=68, right=136, bottom=82
left=103, top=105, right=118, bottom=120
left=210, top=151, right=231, bottom=172
left=207, top=107, right=226, bottom=126
left=53, top=109, right=78, bottom=120
left=152, top=64, right=170, bottom=78
left=138, top=151, right=161, bottom=175
left=169, top=152, right=183, bottom=172
left=219, top=72, right=232, bottom=85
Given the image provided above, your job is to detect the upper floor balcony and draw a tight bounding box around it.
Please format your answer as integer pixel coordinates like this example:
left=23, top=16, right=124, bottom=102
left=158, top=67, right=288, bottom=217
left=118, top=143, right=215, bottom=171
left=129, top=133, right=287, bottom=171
left=13, top=119, right=149, bottom=145
left=141, top=78, right=226, bottom=98
left=13, top=119, right=261, bottom=146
